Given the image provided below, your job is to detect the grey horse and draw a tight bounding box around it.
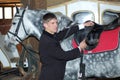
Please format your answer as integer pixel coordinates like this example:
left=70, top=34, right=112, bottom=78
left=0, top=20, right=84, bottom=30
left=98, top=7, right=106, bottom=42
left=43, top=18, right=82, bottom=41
left=4, top=7, right=120, bottom=80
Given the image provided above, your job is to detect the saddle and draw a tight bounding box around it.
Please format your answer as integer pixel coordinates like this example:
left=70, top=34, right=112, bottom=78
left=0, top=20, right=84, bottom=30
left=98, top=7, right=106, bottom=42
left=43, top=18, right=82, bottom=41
left=72, top=17, right=120, bottom=54
left=85, top=27, right=119, bottom=54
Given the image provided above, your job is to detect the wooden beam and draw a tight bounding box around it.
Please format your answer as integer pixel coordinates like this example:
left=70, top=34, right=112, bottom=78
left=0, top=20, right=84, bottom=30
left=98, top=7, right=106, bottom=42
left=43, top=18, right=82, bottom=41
left=0, top=0, right=20, bottom=3
left=36, top=0, right=47, bottom=9
left=21, top=0, right=47, bottom=10
left=47, top=0, right=71, bottom=7
left=0, top=4, right=22, bottom=7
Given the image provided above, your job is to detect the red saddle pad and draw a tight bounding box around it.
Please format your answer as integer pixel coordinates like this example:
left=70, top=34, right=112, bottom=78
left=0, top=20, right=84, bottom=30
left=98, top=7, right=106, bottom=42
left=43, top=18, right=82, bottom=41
left=72, top=26, right=120, bottom=54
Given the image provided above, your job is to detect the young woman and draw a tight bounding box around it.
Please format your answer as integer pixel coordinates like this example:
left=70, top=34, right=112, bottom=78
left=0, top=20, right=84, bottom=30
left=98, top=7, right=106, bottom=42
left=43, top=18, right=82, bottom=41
left=39, top=13, right=94, bottom=80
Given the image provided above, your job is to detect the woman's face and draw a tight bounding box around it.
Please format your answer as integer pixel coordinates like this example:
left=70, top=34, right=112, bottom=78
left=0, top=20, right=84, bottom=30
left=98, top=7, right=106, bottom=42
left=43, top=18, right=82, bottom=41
left=44, top=18, right=58, bottom=34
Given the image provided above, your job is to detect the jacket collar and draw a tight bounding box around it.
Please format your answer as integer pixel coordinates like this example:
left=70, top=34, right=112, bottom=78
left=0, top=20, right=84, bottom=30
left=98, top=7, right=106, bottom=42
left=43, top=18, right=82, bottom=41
left=43, top=30, right=54, bottom=38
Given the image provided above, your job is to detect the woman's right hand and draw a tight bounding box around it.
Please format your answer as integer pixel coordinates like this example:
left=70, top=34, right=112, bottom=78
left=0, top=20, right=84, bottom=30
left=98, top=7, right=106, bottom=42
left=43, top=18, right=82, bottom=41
left=78, top=39, right=87, bottom=51
left=84, top=20, right=94, bottom=27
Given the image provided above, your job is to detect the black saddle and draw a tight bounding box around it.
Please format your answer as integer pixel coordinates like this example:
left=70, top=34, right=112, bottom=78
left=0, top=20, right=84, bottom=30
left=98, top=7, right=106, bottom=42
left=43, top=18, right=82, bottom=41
left=74, top=17, right=120, bottom=50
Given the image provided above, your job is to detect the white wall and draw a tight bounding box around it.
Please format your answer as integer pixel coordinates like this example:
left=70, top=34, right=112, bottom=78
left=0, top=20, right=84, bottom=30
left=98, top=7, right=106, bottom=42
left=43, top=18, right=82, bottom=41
left=47, top=1, right=120, bottom=24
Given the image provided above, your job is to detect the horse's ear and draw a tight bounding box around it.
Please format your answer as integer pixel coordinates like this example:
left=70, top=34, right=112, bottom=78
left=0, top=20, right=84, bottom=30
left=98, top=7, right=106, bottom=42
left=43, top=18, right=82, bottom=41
left=15, top=4, right=19, bottom=14
left=25, top=6, right=29, bottom=10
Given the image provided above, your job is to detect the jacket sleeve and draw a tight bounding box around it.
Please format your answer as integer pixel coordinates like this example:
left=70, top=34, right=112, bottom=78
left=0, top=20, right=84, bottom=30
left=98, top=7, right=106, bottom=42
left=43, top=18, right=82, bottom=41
left=55, top=24, right=85, bottom=41
left=55, top=25, right=79, bottom=41
left=47, top=46, right=82, bottom=61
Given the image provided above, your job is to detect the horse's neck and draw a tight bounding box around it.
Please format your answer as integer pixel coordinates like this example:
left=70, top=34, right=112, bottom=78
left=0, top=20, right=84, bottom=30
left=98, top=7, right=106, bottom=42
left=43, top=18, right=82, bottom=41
left=24, top=10, right=46, bottom=40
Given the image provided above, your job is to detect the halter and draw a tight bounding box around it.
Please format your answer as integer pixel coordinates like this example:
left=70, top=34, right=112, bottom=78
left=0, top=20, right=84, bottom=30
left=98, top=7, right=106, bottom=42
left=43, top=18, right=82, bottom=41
left=7, top=8, right=39, bottom=60
left=8, top=9, right=28, bottom=42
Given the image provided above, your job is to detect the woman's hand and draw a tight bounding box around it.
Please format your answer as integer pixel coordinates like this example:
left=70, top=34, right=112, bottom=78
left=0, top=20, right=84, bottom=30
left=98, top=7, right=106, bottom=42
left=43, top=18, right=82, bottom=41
left=78, top=39, right=87, bottom=51
left=84, top=20, right=94, bottom=27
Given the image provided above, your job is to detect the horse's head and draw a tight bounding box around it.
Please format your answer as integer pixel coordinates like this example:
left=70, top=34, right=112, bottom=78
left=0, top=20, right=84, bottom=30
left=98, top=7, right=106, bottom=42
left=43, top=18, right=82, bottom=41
left=6, top=8, right=46, bottom=45
left=5, top=8, right=31, bottom=45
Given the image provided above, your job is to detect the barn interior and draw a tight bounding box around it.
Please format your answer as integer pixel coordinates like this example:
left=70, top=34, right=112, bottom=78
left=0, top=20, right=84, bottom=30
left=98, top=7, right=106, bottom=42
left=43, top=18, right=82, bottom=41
left=0, top=0, right=120, bottom=80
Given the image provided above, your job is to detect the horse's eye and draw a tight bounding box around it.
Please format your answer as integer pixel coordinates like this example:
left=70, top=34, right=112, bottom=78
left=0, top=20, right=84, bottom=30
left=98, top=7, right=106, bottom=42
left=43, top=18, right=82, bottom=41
left=12, top=22, right=16, bottom=25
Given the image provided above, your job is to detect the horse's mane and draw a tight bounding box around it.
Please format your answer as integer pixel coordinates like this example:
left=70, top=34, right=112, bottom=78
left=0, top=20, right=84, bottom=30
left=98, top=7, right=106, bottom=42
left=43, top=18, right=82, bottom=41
left=20, top=8, right=73, bottom=33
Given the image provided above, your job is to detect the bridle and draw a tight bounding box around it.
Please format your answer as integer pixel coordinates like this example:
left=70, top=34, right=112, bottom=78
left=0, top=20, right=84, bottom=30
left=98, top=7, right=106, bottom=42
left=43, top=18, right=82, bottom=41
left=7, top=8, right=39, bottom=59
left=8, top=9, right=28, bottom=42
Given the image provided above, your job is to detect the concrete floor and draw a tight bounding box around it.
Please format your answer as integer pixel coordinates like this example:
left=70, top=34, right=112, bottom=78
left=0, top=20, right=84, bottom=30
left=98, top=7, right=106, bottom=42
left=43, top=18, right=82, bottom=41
left=1, top=74, right=120, bottom=80
left=0, top=68, right=120, bottom=80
